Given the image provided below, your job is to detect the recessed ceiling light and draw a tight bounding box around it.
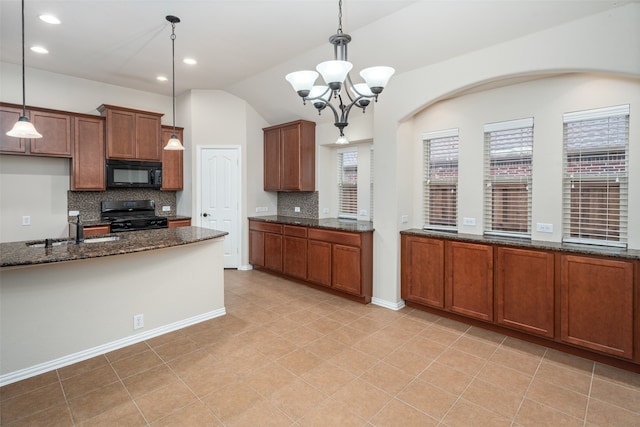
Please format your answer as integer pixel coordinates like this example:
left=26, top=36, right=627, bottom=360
left=183, top=58, right=197, bottom=65
left=157, top=75, right=168, bottom=82
left=30, top=46, right=49, bottom=54
left=39, top=14, right=61, bottom=25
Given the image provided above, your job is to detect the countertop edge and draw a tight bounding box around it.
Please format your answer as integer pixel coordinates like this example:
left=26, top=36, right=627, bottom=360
left=400, top=228, right=640, bottom=260
left=248, top=216, right=374, bottom=233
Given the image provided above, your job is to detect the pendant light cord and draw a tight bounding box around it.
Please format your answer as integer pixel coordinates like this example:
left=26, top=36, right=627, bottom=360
left=20, top=0, right=26, bottom=116
left=171, top=22, right=177, bottom=134
left=337, top=0, right=343, bottom=35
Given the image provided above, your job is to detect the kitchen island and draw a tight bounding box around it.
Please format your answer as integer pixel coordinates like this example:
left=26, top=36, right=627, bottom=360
left=0, top=227, right=227, bottom=386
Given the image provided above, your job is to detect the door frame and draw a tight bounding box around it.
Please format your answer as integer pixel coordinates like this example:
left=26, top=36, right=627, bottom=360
left=196, top=145, right=242, bottom=268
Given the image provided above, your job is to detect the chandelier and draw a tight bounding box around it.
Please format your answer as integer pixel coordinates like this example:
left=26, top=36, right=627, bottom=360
left=285, top=0, right=394, bottom=144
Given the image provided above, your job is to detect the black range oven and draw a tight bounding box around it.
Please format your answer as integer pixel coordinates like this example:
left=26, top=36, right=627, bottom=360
left=101, top=200, right=168, bottom=232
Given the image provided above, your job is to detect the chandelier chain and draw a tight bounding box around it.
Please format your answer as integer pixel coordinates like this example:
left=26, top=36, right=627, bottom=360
left=337, top=0, right=343, bottom=34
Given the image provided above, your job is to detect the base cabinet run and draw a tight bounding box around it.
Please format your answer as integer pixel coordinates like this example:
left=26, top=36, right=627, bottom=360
left=249, top=220, right=373, bottom=303
left=401, top=233, right=639, bottom=369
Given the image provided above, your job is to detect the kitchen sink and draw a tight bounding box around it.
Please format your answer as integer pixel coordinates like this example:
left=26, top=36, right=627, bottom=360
left=27, top=236, right=121, bottom=248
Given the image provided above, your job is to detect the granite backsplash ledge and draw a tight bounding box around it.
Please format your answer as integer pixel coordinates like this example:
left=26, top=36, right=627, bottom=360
left=277, top=191, right=318, bottom=218
left=68, top=190, right=177, bottom=221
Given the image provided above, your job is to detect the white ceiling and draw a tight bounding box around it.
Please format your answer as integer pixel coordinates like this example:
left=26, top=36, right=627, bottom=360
left=0, top=0, right=632, bottom=124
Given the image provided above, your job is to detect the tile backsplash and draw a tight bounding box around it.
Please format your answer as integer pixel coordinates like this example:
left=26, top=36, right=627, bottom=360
left=68, top=190, right=177, bottom=221
left=277, top=191, right=318, bottom=218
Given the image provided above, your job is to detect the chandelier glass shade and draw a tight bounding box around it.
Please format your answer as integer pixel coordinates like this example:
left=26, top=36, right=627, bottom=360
left=6, top=0, right=42, bottom=139
left=285, top=0, right=394, bottom=144
left=163, top=15, right=184, bottom=151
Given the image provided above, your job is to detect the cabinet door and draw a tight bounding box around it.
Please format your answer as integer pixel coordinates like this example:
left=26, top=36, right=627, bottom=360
left=446, top=241, right=493, bottom=321
left=161, top=127, right=183, bottom=190
left=332, top=244, right=361, bottom=296
left=0, top=105, right=27, bottom=153
left=136, top=113, right=161, bottom=161
left=71, top=116, right=105, bottom=190
left=496, top=247, right=554, bottom=338
left=280, top=124, right=302, bottom=190
left=106, top=109, right=136, bottom=159
left=249, top=230, right=265, bottom=267
left=561, top=255, right=634, bottom=359
left=29, top=111, right=72, bottom=157
left=264, top=232, right=283, bottom=272
left=283, top=235, right=307, bottom=279
left=401, top=235, right=445, bottom=308
left=263, top=127, right=281, bottom=190
left=307, top=240, right=331, bottom=287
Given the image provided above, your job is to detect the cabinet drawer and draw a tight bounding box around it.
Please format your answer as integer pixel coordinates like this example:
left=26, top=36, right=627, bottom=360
left=308, top=228, right=361, bottom=246
left=284, top=225, right=307, bottom=238
left=249, top=221, right=282, bottom=234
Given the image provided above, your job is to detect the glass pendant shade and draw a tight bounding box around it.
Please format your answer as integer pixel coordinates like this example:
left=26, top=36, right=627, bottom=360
left=351, top=83, right=374, bottom=98
left=316, top=60, right=353, bottom=88
left=336, top=134, right=349, bottom=145
left=6, top=116, right=42, bottom=138
left=164, top=134, right=184, bottom=150
left=360, top=66, right=395, bottom=93
left=286, top=71, right=319, bottom=97
left=306, top=85, right=331, bottom=104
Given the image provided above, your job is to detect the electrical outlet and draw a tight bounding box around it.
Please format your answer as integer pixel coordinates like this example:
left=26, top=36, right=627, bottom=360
left=359, top=209, right=367, bottom=216
left=401, top=215, right=409, bottom=223
left=133, top=314, right=144, bottom=330
left=294, top=207, right=301, bottom=213
left=162, top=206, right=171, bottom=212
left=322, top=208, right=329, bottom=214
left=255, top=207, right=268, bottom=213
left=536, top=223, right=553, bottom=233
left=22, top=216, right=31, bottom=226
left=463, top=217, right=476, bottom=226
left=68, top=210, right=80, bottom=216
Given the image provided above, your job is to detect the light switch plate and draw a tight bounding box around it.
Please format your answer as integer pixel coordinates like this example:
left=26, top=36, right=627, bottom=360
left=463, top=217, right=476, bottom=226
left=162, top=206, right=171, bottom=212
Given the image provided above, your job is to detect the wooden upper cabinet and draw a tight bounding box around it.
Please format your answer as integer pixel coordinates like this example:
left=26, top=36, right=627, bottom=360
left=263, top=120, right=315, bottom=191
left=0, top=104, right=27, bottom=153
left=0, top=103, right=71, bottom=157
left=71, top=115, right=105, bottom=190
left=445, top=241, right=494, bottom=321
left=98, top=104, right=162, bottom=161
left=29, top=110, right=72, bottom=157
left=560, top=255, right=634, bottom=359
left=161, top=126, right=184, bottom=190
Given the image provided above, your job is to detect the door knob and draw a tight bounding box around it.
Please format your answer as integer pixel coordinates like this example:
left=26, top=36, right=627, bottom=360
left=202, top=213, right=209, bottom=217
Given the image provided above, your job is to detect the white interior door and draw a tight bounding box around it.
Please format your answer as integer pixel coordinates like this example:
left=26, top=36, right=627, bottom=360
left=200, top=147, right=240, bottom=268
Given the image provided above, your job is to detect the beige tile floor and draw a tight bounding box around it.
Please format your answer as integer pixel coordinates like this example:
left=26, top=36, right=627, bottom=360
left=1, top=269, right=640, bottom=426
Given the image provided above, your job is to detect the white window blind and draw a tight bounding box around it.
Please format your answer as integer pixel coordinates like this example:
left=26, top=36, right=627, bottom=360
left=423, top=129, right=458, bottom=231
left=338, top=149, right=358, bottom=219
left=483, top=118, right=533, bottom=237
left=562, top=105, right=629, bottom=247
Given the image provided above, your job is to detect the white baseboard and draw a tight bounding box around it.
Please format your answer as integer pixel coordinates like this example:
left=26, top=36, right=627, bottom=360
left=0, top=308, right=226, bottom=387
left=237, top=264, right=253, bottom=271
left=371, top=297, right=406, bottom=311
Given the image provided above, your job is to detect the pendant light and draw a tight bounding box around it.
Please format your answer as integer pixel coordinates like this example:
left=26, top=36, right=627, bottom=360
left=285, top=0, right=394, bottom=144
left=163, top=15, right=184, bottom=150
left=6, top=0, right=42, bottom=139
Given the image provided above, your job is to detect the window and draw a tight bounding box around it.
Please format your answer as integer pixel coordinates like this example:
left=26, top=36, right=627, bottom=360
left=562, top=105, right=629, bottom=247
left=338, top=148, right=358, bottom=219
left=423, top=129, right=459, bottom=231
left=369, top=146, right=374, bottom=221
left=483, top=118, right=533, bottom=237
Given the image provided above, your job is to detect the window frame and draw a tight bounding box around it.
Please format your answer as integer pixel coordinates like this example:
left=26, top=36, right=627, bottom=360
left=337, top=147, right=359, bottom=220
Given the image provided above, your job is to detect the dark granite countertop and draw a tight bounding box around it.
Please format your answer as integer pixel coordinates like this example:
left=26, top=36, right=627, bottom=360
left=248, top=215, right=374, bottom=233
left=401, top=228, right=640, bottom=260
left=1, top=226, right=227, bottom=268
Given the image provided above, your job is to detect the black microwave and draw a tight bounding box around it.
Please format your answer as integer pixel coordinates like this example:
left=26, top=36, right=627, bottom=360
left=106, top=160, right=162, bottom=189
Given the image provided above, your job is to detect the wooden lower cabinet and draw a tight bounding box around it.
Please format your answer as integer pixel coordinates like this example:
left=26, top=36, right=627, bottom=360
left=83, top=225, right=111, bottom=237
left=168, top=219, right=191, bottom=228
left=496, top=247, right=554, bottom=338
left=401, top=231, right=640, bottom=370
left=401, top=235, right=445, bottom=308
left=446, top=241, right=493, bottom=321
left=249, top=219, right=373, bottom=302
left=283, top=225, right=307, bottom=280
left=307, top=240, right=331, bottom=287
left=561, top=254, right=634, bottom=359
